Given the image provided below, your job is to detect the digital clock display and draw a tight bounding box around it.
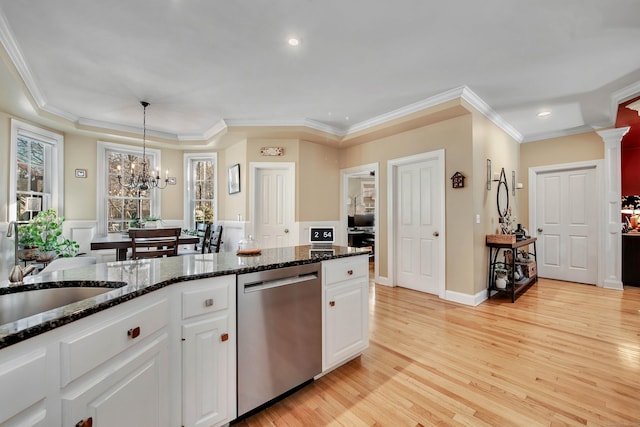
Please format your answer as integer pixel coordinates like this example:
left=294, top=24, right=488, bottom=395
left=309, top=227, right=335, bottom=243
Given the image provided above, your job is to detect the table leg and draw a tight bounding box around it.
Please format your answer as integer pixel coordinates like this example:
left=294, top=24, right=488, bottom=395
left=117, top=248, right=127, bottom=261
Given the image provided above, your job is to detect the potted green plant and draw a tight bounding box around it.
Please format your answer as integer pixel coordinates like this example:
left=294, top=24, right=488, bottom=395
left=18, top=209, right=80, bottom=260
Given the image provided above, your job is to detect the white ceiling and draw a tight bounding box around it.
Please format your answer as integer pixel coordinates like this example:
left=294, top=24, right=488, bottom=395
left=0, top=0, right=639, bottom=144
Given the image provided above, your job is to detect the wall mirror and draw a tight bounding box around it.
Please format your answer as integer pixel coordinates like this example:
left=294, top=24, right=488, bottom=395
left=496, top=168, right=509, bottom=217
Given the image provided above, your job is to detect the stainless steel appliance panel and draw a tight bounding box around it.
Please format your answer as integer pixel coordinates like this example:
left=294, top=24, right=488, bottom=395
left=237, top=262, right=322, bottom=416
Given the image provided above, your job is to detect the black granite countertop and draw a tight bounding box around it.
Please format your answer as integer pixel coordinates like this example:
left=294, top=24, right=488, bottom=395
left=0, top=245, right=369, bottom=350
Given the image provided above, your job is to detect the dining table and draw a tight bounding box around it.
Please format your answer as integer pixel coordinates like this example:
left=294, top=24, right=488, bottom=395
left=90, top=232, right=200, bottom=261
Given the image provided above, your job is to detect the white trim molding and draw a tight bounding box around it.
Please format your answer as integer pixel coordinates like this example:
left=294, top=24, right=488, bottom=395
left=596, top=127, right=630, bottom=290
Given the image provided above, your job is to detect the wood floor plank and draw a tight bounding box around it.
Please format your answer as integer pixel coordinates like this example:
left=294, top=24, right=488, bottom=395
left=234, top=278, right=640, bottom=426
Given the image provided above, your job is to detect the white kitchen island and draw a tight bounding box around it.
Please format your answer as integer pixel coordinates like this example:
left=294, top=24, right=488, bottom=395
left=0, top=246, right=369, bottom=427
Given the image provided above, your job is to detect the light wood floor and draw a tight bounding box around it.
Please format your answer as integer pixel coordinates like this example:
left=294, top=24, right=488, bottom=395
left=236, top=277, right=640, bottom=426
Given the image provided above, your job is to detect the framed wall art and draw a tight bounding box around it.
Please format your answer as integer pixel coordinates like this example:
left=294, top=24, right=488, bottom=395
left=228, top=163, right=240, bottom=194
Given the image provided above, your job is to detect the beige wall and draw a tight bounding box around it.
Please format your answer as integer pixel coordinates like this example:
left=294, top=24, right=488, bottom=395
left=298, top=140, right=340, bottom=221
left=340, top=114, right=474, bottom=293
left=518, top=132, right=604, bottom=227
left=64, top=133, right=97, bottom=220
left=222, top=139, right=247, bottom=221
left=470, top=109, right=520, bottom=294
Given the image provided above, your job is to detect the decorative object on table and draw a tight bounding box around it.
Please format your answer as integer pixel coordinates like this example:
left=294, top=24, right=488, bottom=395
left=515, top=264, right=524, bottom=281
left=514, top=223, right=526, bottom=240
left=18, top=209, right=80, bottom=260
left=116, top=101, right=170, bottom=191
left=260, top=147, right=285, bottom=156
left=228, top=163, right=241, bottom=194
left=521, top=261, right=537, bottom=278
left=499, top=207, right=516, bottom=235
left=486, top=234, right=516, bottom=244
left=237, top=235, right=260, bottom=256
left=495, top=268, right=508, bottom=289
left=8, top=264, right=36, bottom=284
left=450, top=171, right=465, bottom=188
left=75, top=168, right=87, bottom=178
left=143, top=216, right=161, bottom=228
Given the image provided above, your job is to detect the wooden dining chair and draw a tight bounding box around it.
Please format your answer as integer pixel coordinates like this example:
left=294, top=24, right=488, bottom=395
left=206, top=225, right=224, bottom=253
left=180, top=222, right=211, bottom=255
left=128, top=227, right=182, bottom=259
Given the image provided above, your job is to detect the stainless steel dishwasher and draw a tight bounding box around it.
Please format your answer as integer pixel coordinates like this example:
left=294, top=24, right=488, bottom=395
left=237, top=262, right=322, bottom=417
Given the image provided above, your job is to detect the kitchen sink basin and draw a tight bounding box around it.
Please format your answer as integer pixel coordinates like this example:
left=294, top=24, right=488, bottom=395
left=0, top=286, right=119, bottom=325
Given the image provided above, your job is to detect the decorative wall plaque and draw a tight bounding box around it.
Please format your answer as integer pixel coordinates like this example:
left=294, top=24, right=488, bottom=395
left=260, top=147, right=284, bottom=156
left=451, top=171, right=465, bottom=188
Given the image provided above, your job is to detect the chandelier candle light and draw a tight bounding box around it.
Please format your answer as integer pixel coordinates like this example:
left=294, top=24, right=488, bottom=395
left=117, top=101, right=169, bottom=191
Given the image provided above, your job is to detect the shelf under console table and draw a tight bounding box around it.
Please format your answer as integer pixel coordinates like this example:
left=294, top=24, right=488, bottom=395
left=486, top=236, right=538, bottom=302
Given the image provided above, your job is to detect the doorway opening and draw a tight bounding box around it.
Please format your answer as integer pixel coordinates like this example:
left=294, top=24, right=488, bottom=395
left=341, top=163, right=379, bottom=279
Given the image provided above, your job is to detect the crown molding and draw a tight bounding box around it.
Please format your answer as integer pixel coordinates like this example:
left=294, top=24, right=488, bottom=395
left=0, top=10, right=47, bottom=108
left=459, top=86, right=523, bottom=142
left=77, top=117, right=179, bottom=141
left=519, top=125, right=599, bottom=143
left=611, top=80, right=640, bottom=121
left=345, top=86, right=467, bottom=135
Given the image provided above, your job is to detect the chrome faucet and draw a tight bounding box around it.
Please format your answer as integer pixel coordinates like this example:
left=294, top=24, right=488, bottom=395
left=6, top=221, right=16, bottom=237
left=6, top=221, right=20, bottom=265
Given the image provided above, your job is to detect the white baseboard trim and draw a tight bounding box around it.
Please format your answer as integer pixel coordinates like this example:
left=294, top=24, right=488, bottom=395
left=374, top=276, right=392, bottom=286
left=444, top=289, right=487, bottom=306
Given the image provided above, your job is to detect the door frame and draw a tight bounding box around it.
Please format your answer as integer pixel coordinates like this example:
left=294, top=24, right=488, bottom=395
left=528, top=160, right=604, bottom=287
left=340, top=163, right=379, bottom=279
left=388, top=149, right=446, bottom=298
left=249, top=162, right=296, bottom=245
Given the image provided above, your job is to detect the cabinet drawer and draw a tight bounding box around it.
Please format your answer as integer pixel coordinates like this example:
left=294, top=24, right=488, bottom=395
left=60, top=297, right=169, bottom=386
left=323, top=256, right=368, bottom=286
left=0, top=348, right=47, bottom=424
left=182, top=278, right=231, bottom=320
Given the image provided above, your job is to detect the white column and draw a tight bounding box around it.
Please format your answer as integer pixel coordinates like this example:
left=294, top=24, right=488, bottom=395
left=596, top=127, right=630, bottom=290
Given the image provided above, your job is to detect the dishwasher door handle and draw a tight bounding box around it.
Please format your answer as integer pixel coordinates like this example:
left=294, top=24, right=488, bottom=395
left=243, top=273, right=318, bottom=293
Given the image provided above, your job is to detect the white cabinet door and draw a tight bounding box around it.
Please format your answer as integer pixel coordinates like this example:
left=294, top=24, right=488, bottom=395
left=182, top=314, right=234, bottom=427
left=324, top=278, right=369, bottom=371
left=61, top=333, right=170, bottom=427
left=0, top=348, right=48, bottom=427
left=181, top=276, right=236, bottom=427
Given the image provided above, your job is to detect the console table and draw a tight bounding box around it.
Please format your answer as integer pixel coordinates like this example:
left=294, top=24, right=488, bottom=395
left=486, top=236, right=537, bottom=302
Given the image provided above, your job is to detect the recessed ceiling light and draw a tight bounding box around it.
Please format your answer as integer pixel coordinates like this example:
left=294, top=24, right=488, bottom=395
left=537, top=111, right=551, bottom=117
left=287, top=37, right=301, bottom=47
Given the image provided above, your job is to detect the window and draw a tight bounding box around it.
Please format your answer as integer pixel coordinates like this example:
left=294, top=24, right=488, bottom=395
left=9, top=119, right=64, bottom=221
left=97, top=142, right=161, bottom=234
left=184, top=153, right=217, bottom=230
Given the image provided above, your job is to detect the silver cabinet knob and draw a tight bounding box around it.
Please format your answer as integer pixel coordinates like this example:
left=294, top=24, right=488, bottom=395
left=433, top=231, right=439, bottom=237
left=284, top=228, right=289, bottom=234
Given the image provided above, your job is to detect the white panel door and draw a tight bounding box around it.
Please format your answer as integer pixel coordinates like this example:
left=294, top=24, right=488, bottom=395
left=395, top=158, right=441, bottom=294
left=536, top=167, right=597, bottom=284
left=254, top=166, right=293, bottom=248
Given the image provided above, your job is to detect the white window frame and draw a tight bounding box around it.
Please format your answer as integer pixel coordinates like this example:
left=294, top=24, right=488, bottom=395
left=9, top=119, right=64, bottom=221
left=183, top=152, right=218, bottom=230
left=97, top=141, right=162, bottom=235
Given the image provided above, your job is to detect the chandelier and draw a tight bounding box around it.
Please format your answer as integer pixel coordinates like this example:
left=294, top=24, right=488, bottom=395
left=117, top=101, right=168, bottom=191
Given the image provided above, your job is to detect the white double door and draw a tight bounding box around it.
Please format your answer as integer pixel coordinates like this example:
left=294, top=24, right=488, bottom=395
left=535, top=166, right=597, bottom=284
left=393, top=152, right=443, bottom=296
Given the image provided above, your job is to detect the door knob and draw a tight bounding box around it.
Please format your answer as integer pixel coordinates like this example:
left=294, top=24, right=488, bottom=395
left=284, top=228, right=289, bottom=233
left=537, top=228, right=543, bottom=233
left=433, top=231, right=439, bottom=237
